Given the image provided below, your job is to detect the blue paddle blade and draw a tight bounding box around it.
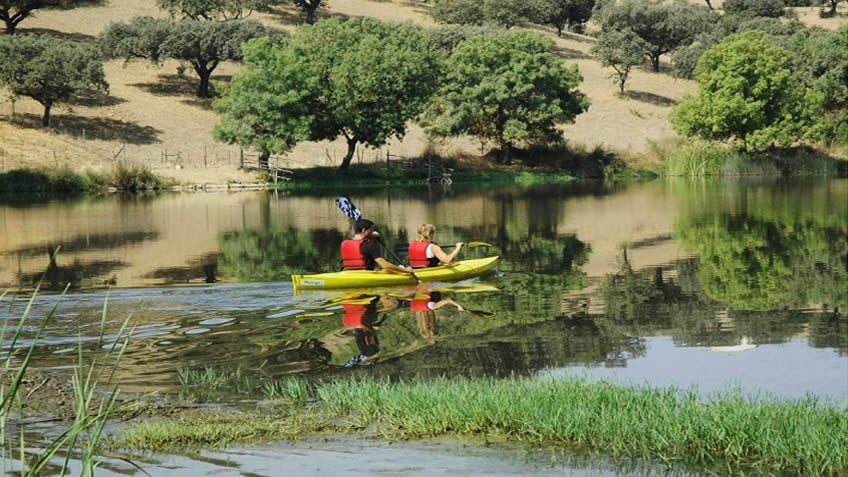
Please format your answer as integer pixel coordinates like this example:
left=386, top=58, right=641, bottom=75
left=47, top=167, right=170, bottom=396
left=335, top=197, right=362, bottom=221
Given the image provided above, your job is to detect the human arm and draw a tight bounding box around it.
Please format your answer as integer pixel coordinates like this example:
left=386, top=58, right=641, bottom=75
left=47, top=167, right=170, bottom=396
left=375, top=257, right=415, bottom=274
left=430, top=298, right=464, bottom=311
left=431, top=242, right=464, bottom=264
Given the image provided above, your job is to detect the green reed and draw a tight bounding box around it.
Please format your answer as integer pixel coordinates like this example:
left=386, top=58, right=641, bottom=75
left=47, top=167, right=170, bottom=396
left=1, top=287, right=133, bottom=476
left=114, top=375, right=848, bottom=475
left=262, top=376, right=311, bottom=404
left=315, top=376, right=847, bottom=475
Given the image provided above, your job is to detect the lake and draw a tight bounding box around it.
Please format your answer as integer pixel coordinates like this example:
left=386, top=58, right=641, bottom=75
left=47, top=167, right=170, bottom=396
left=1, top=178, right=846, bottom=475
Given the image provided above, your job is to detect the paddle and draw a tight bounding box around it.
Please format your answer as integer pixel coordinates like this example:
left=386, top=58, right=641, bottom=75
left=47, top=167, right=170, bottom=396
left=394, top=241, right=494, bottom=251
left=335, top=196, right=421, bottom=283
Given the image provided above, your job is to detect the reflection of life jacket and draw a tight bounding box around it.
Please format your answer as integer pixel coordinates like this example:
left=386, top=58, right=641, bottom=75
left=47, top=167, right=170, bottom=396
left=410, top=298, right=432, bottom=312
left=341, top=239, right=366, bottom=270
left=342, top=303, right=367, bottom=327
left=409, top=241, right=439, bottom=268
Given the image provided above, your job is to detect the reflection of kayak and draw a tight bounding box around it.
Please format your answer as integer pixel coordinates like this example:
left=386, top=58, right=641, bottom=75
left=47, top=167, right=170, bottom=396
left=292, top=256, right=500, bottom=291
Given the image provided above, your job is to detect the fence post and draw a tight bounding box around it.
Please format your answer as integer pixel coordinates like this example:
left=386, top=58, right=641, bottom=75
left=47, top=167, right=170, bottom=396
left=204, top=145, right=208, bottom=167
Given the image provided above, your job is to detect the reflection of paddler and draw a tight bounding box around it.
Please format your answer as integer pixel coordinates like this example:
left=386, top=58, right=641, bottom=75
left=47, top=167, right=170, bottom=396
left=411, top=290, right=465, bottom=339
left=341, top=295, right=398, bottom=367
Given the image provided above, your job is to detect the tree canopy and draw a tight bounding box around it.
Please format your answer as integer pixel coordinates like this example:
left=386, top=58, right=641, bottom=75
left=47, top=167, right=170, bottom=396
left=100, top=17, right=281, bottom=97
left=591, top=28, right=648, bottom=93
left=671, top=31, right=821, bottom=151
left=0, top=33, right=107, bottom=126
left=430, top=0, right=531, bottom=29
left=214, top=18, right=442, bottom=169
left=0, top=0, right=99, bottom=34
left=427, top=30, right=589, bottom=164
left=594, top=0, right=716, bottom=71
left=156, top=0, right=271, bottom=20
left=528, top=0, right=595, bottom=36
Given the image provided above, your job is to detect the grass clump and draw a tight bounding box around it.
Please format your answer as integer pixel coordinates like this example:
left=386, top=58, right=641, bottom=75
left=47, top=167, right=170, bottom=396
left=0, top=167, right=107, bottom=193
left=110, top=163, right=167, bottom=191
left=114, top=376, right=848, bottom=475
left=2, top=287, right=132, bottom=475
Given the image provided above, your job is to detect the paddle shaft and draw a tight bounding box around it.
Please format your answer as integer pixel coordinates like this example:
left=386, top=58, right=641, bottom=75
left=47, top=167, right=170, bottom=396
left=376, top=236, right=421, bottom=283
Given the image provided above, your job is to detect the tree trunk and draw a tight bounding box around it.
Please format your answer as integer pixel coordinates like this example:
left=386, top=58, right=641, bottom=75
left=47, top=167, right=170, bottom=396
left=306, top=7, right=317, bottom=24
left=197, top=70, right=211, bottom=98
left=704, top=0, right=713, bottom=10
left=650, top=54, right=661, bottom=72
left=339, top=137, right=357, bottom=169
left=498, top=141, right=513, bottom=165
left=41, top=103, right=52, bottom=128
left=258, top=150, right=270, bottom=169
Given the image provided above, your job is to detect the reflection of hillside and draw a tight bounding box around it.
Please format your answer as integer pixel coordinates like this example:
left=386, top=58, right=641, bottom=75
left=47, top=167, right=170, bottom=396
left=2, top=231, right=159, bottom=257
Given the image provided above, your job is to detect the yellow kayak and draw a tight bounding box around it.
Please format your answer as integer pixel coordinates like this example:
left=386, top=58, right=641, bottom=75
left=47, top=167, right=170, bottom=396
left=291, top=256, right=500, bottom=291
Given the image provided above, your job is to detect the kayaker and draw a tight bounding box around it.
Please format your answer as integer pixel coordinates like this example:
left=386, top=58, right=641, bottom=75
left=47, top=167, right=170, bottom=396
left=408, top=223, right=464, bottom=268
left=341, top=218, right=416, bottom=274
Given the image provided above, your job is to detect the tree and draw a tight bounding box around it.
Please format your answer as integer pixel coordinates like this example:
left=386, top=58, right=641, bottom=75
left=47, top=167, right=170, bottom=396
left=591, top=28, right=648, bottom=93
left=788, top=25, right=848, bottom=145
left=0, top=34, right=107, bottom=126
left=430, top=0, right=531, bottom=28
left=101, top=17, right=281, bottom=98
left=723, top=0, right=785, bottom=18
left=291, top=0, right=325, bottom=24
left=820, top=0, right=845, bottom=17
left=214, top=18, right=442, bottom=170
left=594, top=0, right=716, bottom=71
left=156, top=0, right=271, bottom=20
left=670, top=31, right=821, bottom=151
left=528, top=0, right=595, bottom=36
left=0, top=0, right=98, bottom=34
left=427, top=31, right=589, bottom=164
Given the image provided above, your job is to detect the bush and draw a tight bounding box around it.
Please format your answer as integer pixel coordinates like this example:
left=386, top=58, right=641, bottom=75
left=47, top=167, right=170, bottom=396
left=110, top=163, right=164, bottom=191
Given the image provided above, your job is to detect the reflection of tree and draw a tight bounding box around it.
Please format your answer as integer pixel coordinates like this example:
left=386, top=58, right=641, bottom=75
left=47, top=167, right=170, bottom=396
left=142, top=253, right=219, bottom=284
left=676, top=215, right=847, bottom=311
left=217, top=226, right=346, bottom=281
left=808, top=312, right=847, bottom=357
left=4, top=231, right=159, bottom=257
left=17, top=246, right=125, bottom=290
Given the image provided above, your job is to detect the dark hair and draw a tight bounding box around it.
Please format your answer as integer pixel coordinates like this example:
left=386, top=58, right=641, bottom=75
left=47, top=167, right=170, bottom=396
left=355, top=218, right=376, bottom=232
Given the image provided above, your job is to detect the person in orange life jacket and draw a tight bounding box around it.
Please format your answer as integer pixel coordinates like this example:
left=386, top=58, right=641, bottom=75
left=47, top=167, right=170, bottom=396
left=341, top=218, right=415, bottom=274
left=341, top=294, right=398, bottom=367
left=410, top=289, right=465, bottom=339
left=408, top=223, right=464, bottom=269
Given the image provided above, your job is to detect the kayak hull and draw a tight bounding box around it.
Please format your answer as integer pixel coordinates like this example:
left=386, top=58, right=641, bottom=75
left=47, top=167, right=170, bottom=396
left=291, top=256, right=499, bottom=290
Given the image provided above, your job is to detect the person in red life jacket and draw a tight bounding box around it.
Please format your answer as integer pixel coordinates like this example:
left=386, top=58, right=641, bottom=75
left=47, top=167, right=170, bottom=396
left=341, top=218, right=416, bottom=274
left=408, top=223, right=464, bottom=269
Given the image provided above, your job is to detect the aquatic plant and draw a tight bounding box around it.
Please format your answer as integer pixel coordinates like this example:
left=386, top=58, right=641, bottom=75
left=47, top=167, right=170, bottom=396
left=115, top=375, right=848, bottom=475
left=1, top=287, right=133, bottom=476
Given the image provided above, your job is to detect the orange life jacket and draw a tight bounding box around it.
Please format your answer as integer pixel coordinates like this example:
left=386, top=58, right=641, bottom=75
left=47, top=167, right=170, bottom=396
left=341, top=239, right=366, bottom=270
left=408, top=241, right=439, bottom=268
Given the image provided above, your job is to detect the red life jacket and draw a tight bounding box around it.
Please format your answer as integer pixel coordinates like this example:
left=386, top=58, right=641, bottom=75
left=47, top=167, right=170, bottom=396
left=342, top=303, right=367, bottom=327
left=408, top=241, right=439, bottom=268
left=341, top=239, right=366, bottom=270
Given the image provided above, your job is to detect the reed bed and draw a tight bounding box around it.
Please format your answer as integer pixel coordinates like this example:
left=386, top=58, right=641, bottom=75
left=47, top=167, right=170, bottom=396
left=316, top=376, right=848, bottom=476
left=1, top=287, right=131, bottom=475
left=115, top=375, right=848, bottom=475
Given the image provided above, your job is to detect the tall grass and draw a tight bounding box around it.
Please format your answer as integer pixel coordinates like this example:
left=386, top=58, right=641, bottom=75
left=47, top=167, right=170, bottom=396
left=115, top=375, right=848, bottom=475
left=316, top=376, right=847, bottom=475
left=661, top=141, right=746, bottom=176
left=0, top=163, right=168, bottom=194
left=1, top=287, right=133, bottom=476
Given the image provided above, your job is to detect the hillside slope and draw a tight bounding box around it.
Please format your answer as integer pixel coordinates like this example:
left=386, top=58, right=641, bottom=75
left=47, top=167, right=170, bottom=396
left=1, top=0, right=845, bottom=184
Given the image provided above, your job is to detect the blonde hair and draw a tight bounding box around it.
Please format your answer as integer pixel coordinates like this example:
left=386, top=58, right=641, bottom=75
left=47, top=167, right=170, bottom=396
left=416, top=223, right=436, bottom=241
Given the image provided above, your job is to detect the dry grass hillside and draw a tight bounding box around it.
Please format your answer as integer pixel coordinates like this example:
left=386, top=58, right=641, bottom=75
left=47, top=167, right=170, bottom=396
left=1, top=0, right=846, bottom=184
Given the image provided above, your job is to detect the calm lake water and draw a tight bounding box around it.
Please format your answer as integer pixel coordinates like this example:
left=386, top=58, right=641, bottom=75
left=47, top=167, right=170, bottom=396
left=2, top=178, right=847, bottom=475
